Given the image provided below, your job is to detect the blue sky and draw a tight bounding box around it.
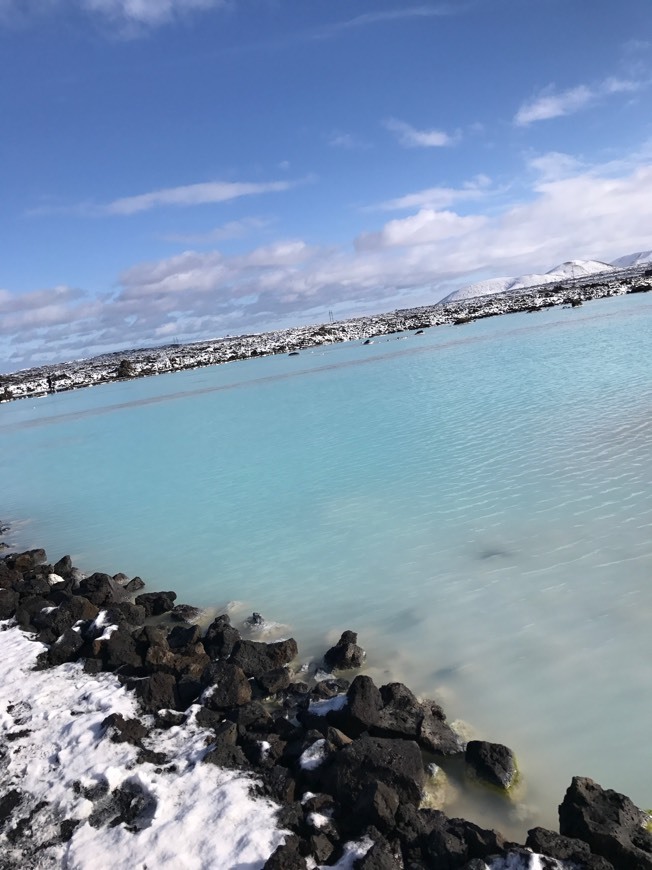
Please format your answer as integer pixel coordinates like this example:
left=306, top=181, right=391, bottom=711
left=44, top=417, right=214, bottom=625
left=1, top=0, right=651, bottom=370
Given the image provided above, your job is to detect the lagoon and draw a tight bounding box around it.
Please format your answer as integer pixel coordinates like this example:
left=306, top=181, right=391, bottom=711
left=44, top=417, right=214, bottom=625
left=2, top=293, right=651, bottom=838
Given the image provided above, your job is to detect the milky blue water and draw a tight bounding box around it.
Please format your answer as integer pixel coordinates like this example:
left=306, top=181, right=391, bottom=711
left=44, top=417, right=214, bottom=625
left=2, top=293, right=652, bottom=837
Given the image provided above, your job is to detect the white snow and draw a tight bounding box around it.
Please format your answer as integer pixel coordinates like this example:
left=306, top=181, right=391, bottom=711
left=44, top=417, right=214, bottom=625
left=611, top=249, right=652, bottom=268
left=442, top=259, right=613, bottom=303
left=0, top=622, right=285, bottom=869
left=307, top=694, right=348, bottom=716
left=299, top=738, right=328, bottom=770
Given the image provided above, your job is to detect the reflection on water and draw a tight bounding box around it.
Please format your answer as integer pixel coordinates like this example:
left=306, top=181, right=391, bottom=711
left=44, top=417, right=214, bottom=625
left=1, top=294, right=651, bottom=838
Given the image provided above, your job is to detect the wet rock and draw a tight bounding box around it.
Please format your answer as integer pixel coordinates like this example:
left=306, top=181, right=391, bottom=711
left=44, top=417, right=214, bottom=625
left=112, top=572, right=130, bottom=586
left=177, top=676, right=202, bottom=708
left=134, top=591, right=177, bottom=617
left=124, top=576, right=145, bottom=593
left=558, top=776, right=652, bottom=869
left=201, top=661, right=252, bottom=709
left=230, top=638, right=299, bottom=679
left=326, top=736, right=425, bottom=809
left=0, top=789, right=23, bottom=823
left=203, top=614, right=241, bottom=660
left=323, top=630, right=365, bottom=670
left=170, top=604, right=202, bottom=623
left=526, top=826, right=593, bottom=863
left=418, top=702, right=463, bottom=756
left=78, top=573, right=119, bottom=607
left=111, top=601, right=146, bottom=627
left=465, top=741, right=517, bottom=790
left=257, top=667, right=292, bottom=695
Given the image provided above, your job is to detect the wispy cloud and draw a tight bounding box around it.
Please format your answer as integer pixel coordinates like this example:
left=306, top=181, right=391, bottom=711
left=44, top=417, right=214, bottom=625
left=28, top=178, right=307, bottom=218
left=383, top=118, right=457, bottom=148
left=515, top=76, right=643, bottom=126
left=0, top=0, right=225, bottom=29
left=318, top=5, right=459, bottom=36
left=375, top=175, right=492, bottom=211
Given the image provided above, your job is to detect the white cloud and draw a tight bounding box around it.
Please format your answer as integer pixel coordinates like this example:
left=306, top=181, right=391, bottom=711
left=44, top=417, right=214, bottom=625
left=5, top=152, right=652, bottom=369
left=376, top=175, right=492, bottom=211
left=357, top=209, right=487, bottom=250
left=515, top=76, right=644, bottom=125
left=105, top=179, right=300, bottom=215
left=383, top=118, right=456, bottom=148
left=317, top=5, right=459, bottom=37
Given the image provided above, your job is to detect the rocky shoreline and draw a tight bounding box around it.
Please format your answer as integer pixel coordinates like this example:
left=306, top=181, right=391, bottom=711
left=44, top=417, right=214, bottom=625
left=1, top=544, right=651, bottom=869
left=1, top=265, right=650, bottom=403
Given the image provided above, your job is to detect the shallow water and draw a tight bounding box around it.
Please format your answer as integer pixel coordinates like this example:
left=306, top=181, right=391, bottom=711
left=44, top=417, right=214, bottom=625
left=2, top=294, right=652, bottom=839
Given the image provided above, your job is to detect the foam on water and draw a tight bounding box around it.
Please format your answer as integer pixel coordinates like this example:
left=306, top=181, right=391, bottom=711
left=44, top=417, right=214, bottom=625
left=2, top=294, right=651, bottom=838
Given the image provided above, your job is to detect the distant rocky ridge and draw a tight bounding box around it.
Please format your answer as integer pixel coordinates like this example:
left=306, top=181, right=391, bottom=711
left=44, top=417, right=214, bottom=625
left=441, top=249, right=652, bottom=304
left=1, top=261, right=651, bottom=403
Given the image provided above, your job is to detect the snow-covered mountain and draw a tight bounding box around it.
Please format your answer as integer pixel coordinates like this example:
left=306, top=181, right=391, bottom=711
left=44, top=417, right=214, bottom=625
left=441, top=258, right=614, bottom=304
left=610, top=250, right=652, bottom=268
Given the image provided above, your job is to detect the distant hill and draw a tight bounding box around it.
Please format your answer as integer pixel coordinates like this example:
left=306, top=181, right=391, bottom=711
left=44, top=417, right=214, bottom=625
left=610, top=250, right=652, bottom=268
left=441, top=258, right=613, bottom=304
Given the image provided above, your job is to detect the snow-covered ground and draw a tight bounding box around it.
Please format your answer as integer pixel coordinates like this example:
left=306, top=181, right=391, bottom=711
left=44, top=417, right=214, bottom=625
left=0, top=621, right=286, bottom=869
left=0, top=620, right=580, bottom=869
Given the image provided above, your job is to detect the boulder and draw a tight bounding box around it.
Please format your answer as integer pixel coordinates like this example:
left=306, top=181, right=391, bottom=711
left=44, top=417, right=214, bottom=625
left=323, top=630, right=365, bottom=670
left=336, top=675, right=382, bottom=737
left=134, top=591, right=177, bottom=617
left=229, top=638, right=298, bottom=678
left=558, top=776, right=652, bottom=869
left=203, top=614, right=241, bottom=660
left=0, top=588, right=19, bottom=620
left=124, top=576, right=145, bottom=593
left=263, top=836, right=307, bottom=870
left=99, top=626, right=143, bottom=673
left=33, top=595, right=99, bottom=637
left=201, top=661, right=252, bottom=709
left=326, top=736, right=425, bottom=809
left=48, top=628, right=84, bottom=665
left=133, top=672, right=180, bottom=713
left=7, top=549, right=47, bottom=572
left=78, top=573, right=119, bottom=607
left=170, top=604, right=202, bottom=623
left=167, top=623, right=201, bottom=650
left=465, top=741, right=517, bottom=790
left=526, top=827, right=592, bottom=863
left=350, top=782, right=400, bottom=834
left=418, top=702, right=463, bottom=756
left=257, top=667, right=292, bottom=696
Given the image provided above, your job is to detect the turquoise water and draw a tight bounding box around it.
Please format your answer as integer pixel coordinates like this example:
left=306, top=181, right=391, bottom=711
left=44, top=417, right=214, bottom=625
left=2, top=294, right=652, bottom=837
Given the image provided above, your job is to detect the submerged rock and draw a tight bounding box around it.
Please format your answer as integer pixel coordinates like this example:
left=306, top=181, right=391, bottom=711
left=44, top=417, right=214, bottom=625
left=323, top=630, right=365, bottom=671
left=465, top=740, right=517, bottom=790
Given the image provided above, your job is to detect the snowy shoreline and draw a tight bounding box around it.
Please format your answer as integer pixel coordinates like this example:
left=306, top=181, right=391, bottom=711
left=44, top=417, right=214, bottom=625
left=1, top=546, right=651, bottom=869
left=1, top=264, right=650, bottom=402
